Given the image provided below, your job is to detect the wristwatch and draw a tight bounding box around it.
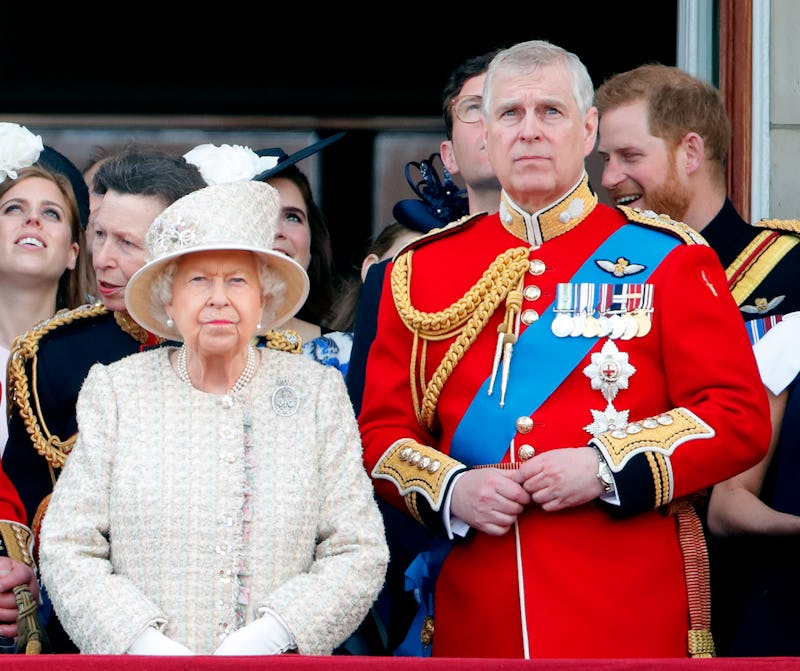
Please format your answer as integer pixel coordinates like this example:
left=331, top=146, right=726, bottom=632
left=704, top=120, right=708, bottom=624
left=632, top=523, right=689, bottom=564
left=594, top=448, right=616, bottom=494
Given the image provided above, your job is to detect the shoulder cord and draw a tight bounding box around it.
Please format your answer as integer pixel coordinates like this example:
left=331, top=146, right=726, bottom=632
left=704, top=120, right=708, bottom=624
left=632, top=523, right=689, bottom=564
left=7, top=303, right=108, bottom=470
left=391, top=247, right=531, bottom=431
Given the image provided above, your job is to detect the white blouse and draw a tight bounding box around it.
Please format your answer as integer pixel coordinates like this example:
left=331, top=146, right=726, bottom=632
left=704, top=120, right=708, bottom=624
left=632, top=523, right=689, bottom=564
left=753, top=311, right=800, bottom=395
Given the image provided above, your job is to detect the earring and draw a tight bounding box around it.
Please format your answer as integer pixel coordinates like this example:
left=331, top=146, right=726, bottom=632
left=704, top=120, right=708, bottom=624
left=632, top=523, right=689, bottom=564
left=256, top=322, right=262, bottom=331
left=166, top=317, right=174, bottom=328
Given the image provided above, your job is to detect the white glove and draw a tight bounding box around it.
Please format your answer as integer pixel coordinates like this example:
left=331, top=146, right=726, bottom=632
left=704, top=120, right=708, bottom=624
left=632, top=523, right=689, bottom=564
left=127, top=627, right=193, bottom=655
left=213, top=612, right=295, bottom=655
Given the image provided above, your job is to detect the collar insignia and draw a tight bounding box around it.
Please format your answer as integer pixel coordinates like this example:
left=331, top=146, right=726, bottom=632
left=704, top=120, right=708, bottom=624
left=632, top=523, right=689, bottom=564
left=499, top=173, right=598, bottom=244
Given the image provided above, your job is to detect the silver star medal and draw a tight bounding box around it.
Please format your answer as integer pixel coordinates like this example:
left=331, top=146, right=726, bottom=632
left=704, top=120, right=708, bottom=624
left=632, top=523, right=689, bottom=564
left=584, top=403, right=630, bottom=437
left=271, top=378, right=299, bottom=417
left=582, top=339, right=636, bottom=402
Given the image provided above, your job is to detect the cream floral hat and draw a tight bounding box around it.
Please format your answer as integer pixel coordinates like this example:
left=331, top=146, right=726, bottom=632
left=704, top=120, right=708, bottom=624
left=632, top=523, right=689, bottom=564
left=125, top=180, right=309, bottom=340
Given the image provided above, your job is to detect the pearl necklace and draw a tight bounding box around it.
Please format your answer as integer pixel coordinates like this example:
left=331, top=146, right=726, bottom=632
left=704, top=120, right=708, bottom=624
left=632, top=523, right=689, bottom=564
left=176, top=345, right=257, bottom=407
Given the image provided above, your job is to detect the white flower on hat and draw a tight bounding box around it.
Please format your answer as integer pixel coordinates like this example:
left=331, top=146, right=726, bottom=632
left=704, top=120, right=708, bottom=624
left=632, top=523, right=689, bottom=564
left=183, top=144, right=279, bottom=186
left=0, top=122, right=44, bottom=184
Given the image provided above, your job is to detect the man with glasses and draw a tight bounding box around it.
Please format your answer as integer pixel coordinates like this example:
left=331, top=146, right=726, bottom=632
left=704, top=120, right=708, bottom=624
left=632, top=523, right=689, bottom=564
left=348, top=49, right=501, bottom=416
left=438, top=49, right=502, bottom=216
left=343, top=50, right=501, bottom=656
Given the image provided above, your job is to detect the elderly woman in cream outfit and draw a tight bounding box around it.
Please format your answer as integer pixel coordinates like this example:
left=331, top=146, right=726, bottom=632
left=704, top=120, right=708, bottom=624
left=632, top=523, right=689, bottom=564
left=38, top=180, right=388, bottom=656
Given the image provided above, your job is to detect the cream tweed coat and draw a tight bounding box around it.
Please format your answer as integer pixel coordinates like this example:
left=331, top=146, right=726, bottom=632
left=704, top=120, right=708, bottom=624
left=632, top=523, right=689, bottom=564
left=39, top=346, right=388, bottom=655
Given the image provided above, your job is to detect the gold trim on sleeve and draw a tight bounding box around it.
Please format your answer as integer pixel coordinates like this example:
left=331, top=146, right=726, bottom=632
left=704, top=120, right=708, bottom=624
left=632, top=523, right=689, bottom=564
left=591, top=407, right=714, bottom=466
left=372, top=440, right=467, bottom=514
left=0, top=520, right=35, bottom=568
left=591, top=407, right=714, bottom=507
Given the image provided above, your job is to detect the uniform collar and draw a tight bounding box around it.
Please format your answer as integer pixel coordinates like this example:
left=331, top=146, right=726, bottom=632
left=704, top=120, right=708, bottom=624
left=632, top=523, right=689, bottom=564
left=498, top=172, right=598, bottom=245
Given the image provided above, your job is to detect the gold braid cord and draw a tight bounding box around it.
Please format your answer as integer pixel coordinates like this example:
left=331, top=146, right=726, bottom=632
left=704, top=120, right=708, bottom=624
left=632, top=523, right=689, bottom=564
left=667, top=498, right=715, bottom=657
left=391, top=247, right=531, bottom=431
left=13, top=584, right=49, bottom=654
left=7, top=302, right=108, bottom=470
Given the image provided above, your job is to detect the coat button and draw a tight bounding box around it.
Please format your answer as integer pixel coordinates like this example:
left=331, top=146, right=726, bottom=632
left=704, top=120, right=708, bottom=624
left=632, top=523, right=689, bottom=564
left=529, top=259, right=546, bottom=275
left=516, top=416, right=534, bottom=434
left=518, top=444, right=536, bottom=461
left=523, top=285, right=542, bottom=301
left=521, top=309, right=539, bottom=325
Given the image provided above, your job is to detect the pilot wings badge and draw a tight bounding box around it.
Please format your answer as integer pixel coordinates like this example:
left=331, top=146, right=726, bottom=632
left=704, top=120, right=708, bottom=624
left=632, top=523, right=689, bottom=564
left=740, top=295, right=785, bottom=314
left=595, top=256, right=646, bottom=277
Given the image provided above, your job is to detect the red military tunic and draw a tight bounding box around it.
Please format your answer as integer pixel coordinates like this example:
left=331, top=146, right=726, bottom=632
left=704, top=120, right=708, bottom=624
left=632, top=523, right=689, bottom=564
left=359, top=176, right=770, bottom=658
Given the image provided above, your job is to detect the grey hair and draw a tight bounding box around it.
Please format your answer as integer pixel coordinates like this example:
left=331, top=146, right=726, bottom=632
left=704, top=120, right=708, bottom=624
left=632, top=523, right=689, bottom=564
left=149, top=255, right=287, bottom=332
left=483, top=40, right=595, bottom=118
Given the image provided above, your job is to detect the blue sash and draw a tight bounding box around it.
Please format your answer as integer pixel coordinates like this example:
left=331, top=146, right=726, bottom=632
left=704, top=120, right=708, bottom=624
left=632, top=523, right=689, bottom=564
left=451, top=224, right=680, bottom=465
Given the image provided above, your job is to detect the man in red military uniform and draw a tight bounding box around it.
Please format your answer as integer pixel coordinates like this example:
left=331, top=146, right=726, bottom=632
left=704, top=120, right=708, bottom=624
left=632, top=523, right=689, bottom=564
left=359, top=40, right=770, bottom=659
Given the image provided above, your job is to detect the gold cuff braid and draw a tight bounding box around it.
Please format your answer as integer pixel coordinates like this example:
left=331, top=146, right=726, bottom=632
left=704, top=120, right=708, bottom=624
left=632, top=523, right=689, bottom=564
left=372, top=440, right=466, bottom=515
left=591, top=408, right=713, bottom=507
left=0, top=520, right=35, bottom=568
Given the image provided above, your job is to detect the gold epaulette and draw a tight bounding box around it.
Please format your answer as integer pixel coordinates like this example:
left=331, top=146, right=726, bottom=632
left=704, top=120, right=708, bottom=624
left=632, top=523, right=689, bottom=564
left=618, top=205, right=708, bottom=246
left=372, top=440, right=467, bottom=521
left=754, top=218, right=800, bottom=234
left=7, top=301, right=108, bottom=469
left=393, top=212, right=487, bottom=258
